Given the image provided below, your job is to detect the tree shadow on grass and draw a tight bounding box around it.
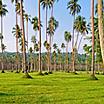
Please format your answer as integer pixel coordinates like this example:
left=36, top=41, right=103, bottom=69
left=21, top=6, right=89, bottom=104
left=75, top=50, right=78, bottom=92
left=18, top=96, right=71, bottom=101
left=0, top=92, right=9, bottom=96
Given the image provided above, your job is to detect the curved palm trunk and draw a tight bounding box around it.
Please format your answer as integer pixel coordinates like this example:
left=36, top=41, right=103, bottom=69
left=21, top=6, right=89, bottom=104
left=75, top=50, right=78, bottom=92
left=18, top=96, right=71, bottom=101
left=91, top=0, right=95, bottom=76
left=20, top=0, right=27, bottom=74
left=38, top=0, right=42, bottom=73
left=98, top=0, right=104, bottom=65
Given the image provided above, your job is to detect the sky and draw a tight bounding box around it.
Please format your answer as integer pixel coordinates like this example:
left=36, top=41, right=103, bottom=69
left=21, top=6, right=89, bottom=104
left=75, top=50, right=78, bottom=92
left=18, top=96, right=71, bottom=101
left=2, top=0, right=97, bottom=53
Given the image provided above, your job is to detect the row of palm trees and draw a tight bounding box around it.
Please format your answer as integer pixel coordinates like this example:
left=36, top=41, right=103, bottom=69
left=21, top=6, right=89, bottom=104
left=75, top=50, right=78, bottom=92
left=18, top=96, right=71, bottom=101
left=0, top=0, right=104, bottom=78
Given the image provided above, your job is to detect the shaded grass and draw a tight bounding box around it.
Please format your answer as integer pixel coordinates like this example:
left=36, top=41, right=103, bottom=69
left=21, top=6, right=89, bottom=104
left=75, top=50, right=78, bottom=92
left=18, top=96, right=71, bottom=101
left=0, top=72, right=104, bottom=104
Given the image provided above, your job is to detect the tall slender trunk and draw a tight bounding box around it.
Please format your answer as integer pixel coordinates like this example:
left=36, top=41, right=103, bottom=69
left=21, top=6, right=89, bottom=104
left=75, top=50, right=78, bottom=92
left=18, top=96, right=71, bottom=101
left=26, top=20, right=28, bottom=53
left=26, top=19, right=29, bottom=71
left=49, top=35, right=52, bottom=72
left=72, top=15, right=75, bottom=73
left=54, top=55, right=56, bottom=71
left=72, top=15, right=75, bottom=48
left=51, top=4, right=53, bottom=17
left=1, top=14, right=4, bottom=72
left=38, top=0, right=42, bottom=73
left=46, top=6, right=48, bottom=41
left=98, top=0, right=104, bottom=64
left=66, top=42, right=68, bottom=71
left=91, top=0, right=95, bottom=76
left=75, top=32, right=79, bottom=48
left=78, top=35, right=83, bottom=51
left=48, top=49, right=50, bottom=72
left=20, top=0, right=27, bottom=73
left=16, top=9, right=19, bottom=72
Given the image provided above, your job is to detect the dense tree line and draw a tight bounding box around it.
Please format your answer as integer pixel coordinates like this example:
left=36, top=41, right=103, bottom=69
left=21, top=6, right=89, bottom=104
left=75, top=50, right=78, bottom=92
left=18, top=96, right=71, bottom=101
left=0, top=0, right=104, bottom=78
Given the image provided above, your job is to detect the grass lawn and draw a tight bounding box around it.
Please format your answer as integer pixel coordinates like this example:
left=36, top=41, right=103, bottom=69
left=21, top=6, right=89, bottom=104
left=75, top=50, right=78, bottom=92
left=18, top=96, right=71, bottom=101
left=0, top=72, right=104, bottom=104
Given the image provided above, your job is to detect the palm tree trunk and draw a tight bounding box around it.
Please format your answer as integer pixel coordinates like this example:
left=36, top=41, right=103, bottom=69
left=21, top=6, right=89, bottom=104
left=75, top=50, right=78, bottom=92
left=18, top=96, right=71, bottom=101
left=91, top=0, right=95, bottom=76
left=1, top=14, right=4, bottom=73
left=38, top=0, right=42, bottom=73
left=48, top=49, right=50, bottom=72
left=54, top=56, right=56, bottom=71
left=46, top=6, right=48, bottom=41
left=49, top=35, right=52, bottom=72
left=20, top=0, right=27, bottom=73
left=72, top=15, right=75, bottom=73
left=75, top=32, right=79, bottom=48
left=16, top=10, right=19, bottom=72
left=66, top=43, right=68, bottom=71
left=26, top=20, right=28, bottom=52
left=26, top=19, right=29, bottom=71
left=51, top=4, right=53, bottom=17
left=78, top=35, right=83, bottom=51
left=98, top=0, right=104, bottom=65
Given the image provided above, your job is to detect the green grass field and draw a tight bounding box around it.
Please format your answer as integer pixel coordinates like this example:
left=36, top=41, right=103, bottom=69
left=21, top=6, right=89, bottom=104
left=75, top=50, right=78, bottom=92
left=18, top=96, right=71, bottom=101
left=0, top=72, right=104, bottom=104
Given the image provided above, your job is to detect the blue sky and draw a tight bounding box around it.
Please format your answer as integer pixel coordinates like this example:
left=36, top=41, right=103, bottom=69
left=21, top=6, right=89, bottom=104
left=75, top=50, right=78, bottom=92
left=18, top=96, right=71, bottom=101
left=2, top=0, right=96, bottom=53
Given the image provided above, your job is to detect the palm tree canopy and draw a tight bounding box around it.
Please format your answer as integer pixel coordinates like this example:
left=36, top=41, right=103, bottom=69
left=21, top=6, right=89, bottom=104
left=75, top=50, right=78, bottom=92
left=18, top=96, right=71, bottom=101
left=0, top=0, right=8, bottom=16
left=74, top=15, right=88, bottom=34
left=11, top=0, right=18, bottom=3
left=31, top=16, right=39, bottom=31
left=24, top=13, right=31, bottom=22
left=43, top=40, right=50, bottom=50
left=47, top=17, right=59, bottom=36
left=31, top=35, right=37, bottom=44
left=61, top=43, right=65, bottom=49
left=12, top=25, right=22, bottom=38
left=67, top=0, right=81, bottom=16
left=31, top=16, right=42, bottom=31
left=64, top=31, right=71, bottom=43
left=40, top=0, right=53, bottom=9
left=53, top=43, right=58, bottom=50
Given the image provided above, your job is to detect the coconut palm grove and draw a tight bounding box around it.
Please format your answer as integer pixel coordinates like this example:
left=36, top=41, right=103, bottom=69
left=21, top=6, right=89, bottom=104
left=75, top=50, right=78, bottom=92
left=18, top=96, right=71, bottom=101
left=0, top=0, right=104, bottom=103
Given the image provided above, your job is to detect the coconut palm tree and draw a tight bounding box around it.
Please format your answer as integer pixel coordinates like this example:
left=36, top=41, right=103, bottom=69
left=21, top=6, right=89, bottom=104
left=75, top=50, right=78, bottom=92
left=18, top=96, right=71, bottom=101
left=29, top=47, right=33, bottom=72
left=47, top=16, right=59, bottom=72
left=53, top=43, right=58, bottom=51
left=52, top=50, right=57, bottom=71
left=11, top=0, right=20, bottom=73
left=12, top=25, right=22, bottom=72
left=91, top=0, right=97, bottom=79
left=67, top=0, right=81, bottom=73
left=53, top=43, right=57, bottom=71
left=44, top=41, right=50, bottom=72
left=38, top=0, right=42, bottom=74
left=40, top=0, right=53, bottom=41
left=83, top=44, right=91, bottom=72
left=64, top=31, right=71, bottom=71
left=67, top=0, right=81, bottom=48
left=61, top=43, right=65, bottom=70
left=0, top=0, right=8, bottom=73
left=20, top=0, right=31, bottom=78
left=98, top=0, right=104, bottom=65
left=57, top=48, right=62, bottom=70
left=74, top=15, right=88, bottom=50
